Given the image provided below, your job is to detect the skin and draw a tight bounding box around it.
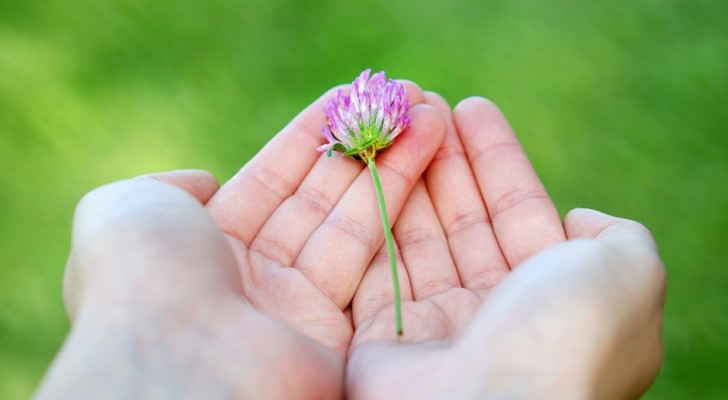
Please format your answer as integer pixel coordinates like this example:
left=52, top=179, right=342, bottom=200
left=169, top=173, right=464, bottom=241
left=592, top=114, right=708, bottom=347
left=36, top=87, right=665, bottom=399
left=346, top=95, right=666, bottom=399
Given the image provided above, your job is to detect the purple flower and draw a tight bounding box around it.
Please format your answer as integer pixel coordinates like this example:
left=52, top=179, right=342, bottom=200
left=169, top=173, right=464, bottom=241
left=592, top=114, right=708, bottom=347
left=318, top=69, right=411, bottom=161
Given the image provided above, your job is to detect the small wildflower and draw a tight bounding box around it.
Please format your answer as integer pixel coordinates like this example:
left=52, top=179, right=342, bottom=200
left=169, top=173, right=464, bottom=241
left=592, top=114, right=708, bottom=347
left=317, top=69, right=411, bottom=161
left=319, top=68, right=409, bottom=340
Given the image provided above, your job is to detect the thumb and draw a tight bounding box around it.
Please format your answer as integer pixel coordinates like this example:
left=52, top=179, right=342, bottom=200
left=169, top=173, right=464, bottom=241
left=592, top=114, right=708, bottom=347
left=64, top=172, right=239, bottom=321
left=564, top=207, right=658, bottom=251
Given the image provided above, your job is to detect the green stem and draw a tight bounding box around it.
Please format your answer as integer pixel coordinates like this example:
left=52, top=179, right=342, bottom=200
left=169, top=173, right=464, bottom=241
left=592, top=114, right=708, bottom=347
left=367, top=159, right=403, bottom=340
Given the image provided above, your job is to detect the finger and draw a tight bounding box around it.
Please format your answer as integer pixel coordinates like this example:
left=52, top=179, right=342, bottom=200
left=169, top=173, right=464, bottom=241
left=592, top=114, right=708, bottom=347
left=205, top=86, right=345, bottom=246
left=394, top=179, right=460, bottom=299
left=565, top=208, right=665, bottom=396
left=458, top=235, right=665, bottom=397
left=564, top=208, right=657, bottom=250
left=139, top=169, right=219, bottom=204
left=247, top=152, right=363, bottom=266
left=248, top=82, right=426, bottom=267
left=424, top=92, right=509, bottom=290
left=565, top=207, right=664, bottom=299
left=295, top=104, right=447, bottom=309
left=65, top=178, right=242, bottom=319
left=453, top=97, right=566, bottom=268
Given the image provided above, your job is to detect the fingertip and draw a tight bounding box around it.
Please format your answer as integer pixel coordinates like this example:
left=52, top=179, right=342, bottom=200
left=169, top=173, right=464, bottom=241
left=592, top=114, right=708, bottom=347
left=455, top=95, right=502, bottom=123
left=324, top=83, right=349, bottom=97
left=565, top=208, right=666, bottom=309
left=564, top=208, right=657, bottom=248
left=397, top=80, right=426, bottom=105
left=452, top=96, right=511, bottom=144
left=424, top=91, right=451, bottom=112
left=453, top=96, right=498, bottom=114
left=290, top=84, right=347, bottom=127
left=407, top=103, right=447, bottom=151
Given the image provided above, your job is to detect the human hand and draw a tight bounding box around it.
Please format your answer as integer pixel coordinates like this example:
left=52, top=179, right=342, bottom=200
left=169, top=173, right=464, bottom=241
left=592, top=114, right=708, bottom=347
left=37, top=170, right=343, bottom=399
left=347, top=96, right=666, bottom=399
left=38, top=83, right=447, bottom=399
left=202, top=80, right=445, bottom=358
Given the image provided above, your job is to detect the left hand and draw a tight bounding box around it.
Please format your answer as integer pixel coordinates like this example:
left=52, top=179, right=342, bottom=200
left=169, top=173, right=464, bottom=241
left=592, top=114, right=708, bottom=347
left=346, top=94, right=665, bottom=399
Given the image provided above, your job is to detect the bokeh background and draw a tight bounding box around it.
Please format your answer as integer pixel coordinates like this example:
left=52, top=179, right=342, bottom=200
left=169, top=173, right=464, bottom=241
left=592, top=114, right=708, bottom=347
left=1, top=0, right=726, bottom=398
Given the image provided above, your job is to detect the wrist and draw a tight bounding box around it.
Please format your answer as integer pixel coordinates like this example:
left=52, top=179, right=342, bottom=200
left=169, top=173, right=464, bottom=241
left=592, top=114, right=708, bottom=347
left=38, top=301, right=345, bottom=399
left=36, top=307, right=156, bottom=398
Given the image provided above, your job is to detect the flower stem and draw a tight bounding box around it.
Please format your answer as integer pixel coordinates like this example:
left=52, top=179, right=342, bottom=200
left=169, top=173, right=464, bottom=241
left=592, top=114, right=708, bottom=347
left=367, top=159, right=403, bottom=340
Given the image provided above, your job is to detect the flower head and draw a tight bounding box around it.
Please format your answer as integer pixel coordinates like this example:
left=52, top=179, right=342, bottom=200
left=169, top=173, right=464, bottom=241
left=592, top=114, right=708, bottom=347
left=318, top=69, right=411, bottom=161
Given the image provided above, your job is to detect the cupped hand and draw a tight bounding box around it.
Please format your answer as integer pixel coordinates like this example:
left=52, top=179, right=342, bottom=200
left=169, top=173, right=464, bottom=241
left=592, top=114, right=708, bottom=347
left=41, top=83, right=448, bottom=399
left=45, top=170, right=346, bottom=399
left=203, top=81, right=445, bottom=357
left=346, top=95, right=666, bottom=399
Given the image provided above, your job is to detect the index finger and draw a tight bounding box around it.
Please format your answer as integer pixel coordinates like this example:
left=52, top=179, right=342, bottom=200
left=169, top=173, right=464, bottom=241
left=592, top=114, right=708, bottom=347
left=205, top=86, right=344, bottom=246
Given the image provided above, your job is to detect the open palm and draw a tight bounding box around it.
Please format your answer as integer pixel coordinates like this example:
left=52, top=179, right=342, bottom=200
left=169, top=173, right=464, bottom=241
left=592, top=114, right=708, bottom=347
left=351, top=94, right=565, bottom=342
left=202, top=81, right=446, bottom=365
left=347, top=96, right=665, bottom=399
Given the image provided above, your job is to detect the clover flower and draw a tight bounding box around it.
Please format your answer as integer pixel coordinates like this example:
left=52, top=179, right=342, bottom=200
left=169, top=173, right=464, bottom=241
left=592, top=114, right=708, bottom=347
left=318, top=69, right=409, bottom=340
left=318, top=69, right=411, bottom=161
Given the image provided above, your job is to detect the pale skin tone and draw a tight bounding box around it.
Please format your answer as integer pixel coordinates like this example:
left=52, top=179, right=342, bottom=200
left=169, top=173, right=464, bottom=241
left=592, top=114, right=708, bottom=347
left=37, top=84, right=666, bottom=399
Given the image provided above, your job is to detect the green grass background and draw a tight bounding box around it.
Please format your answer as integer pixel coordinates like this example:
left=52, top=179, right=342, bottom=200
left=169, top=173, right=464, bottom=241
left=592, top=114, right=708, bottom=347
left=1, top=0, right=726, bottom=398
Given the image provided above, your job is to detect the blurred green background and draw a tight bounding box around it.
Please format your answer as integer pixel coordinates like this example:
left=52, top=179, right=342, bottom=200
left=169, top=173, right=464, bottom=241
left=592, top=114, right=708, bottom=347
left=1, top=0, right=726, bottom=398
